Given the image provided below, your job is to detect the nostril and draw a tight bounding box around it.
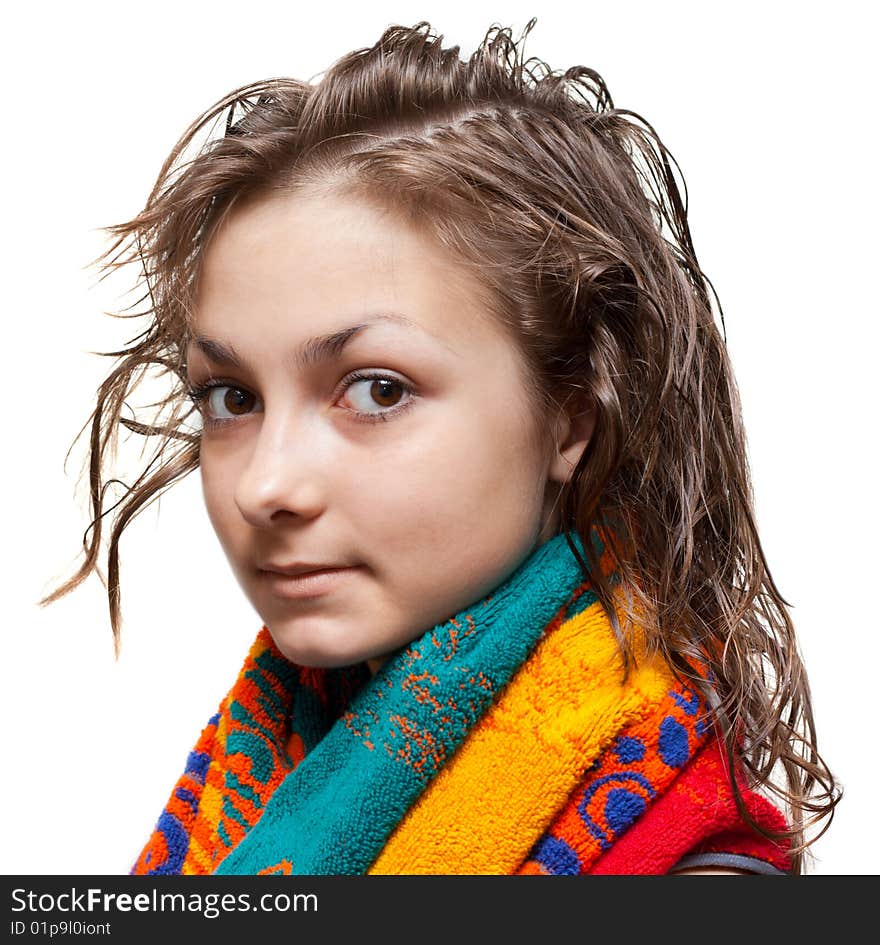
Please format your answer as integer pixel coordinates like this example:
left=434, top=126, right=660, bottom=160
left=234, top=467, right=327, bottom=526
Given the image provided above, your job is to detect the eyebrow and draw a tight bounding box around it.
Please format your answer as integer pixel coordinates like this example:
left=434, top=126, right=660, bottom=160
left=187, top=312, right=423, bottom=372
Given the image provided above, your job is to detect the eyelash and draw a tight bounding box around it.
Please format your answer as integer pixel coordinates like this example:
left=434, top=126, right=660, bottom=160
left=186, top=370, right=416, bottom=429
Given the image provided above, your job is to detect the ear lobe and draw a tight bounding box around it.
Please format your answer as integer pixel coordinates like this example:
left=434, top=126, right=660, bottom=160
left=547, top=402, right=596, bottom=484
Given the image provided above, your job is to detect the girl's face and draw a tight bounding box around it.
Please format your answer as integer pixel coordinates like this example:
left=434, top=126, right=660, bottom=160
left=188, top=187, right=586, bottom=672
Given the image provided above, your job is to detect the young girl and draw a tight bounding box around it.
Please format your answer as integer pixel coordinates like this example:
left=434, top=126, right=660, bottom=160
left=44, top=19, right=839, bottom=875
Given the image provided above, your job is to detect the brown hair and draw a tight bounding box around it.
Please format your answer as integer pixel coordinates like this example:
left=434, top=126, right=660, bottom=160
left=43, top=19, right=839, bottom=871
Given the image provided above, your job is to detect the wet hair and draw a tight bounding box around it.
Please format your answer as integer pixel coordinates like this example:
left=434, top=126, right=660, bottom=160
left=43, top=19, right=839, bottom=871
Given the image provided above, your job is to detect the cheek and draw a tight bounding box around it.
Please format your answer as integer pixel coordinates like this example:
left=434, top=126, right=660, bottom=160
left=353, top=403, right=548, bottom=555
left=363, top=418, right=549, bottom=624
left=198, top=452, right=242, bottom=547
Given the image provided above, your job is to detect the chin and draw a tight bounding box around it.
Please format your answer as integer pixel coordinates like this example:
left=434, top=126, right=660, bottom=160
left=264, top=616, right=372, bottom=669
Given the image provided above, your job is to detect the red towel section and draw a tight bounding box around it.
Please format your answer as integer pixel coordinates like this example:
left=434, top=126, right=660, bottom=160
left=588, top=736, right=791, bottom=874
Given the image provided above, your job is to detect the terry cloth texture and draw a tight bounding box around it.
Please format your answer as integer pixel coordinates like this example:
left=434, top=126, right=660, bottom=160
left=131, top=525, right=791, bottom=876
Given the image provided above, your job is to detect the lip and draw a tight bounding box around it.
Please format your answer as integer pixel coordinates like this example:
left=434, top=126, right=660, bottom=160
left=258, top=565, right=361, bottom=599
left=260, top=561, right=350, bottom=577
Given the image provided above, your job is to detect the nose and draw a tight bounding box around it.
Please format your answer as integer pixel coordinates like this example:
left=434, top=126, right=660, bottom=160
left=233, top=413, right=327, bottom=528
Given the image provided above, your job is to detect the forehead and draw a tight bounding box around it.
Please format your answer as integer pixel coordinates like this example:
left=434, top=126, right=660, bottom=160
left=192, top=188, right=506, bottom=353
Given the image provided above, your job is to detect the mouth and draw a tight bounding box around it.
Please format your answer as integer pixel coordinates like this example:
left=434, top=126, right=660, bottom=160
left=257, top=565, right=361, bottom=600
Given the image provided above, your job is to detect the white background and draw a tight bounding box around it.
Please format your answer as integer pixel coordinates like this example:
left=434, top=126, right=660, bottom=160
left=2, top=0, right=876, bottom=875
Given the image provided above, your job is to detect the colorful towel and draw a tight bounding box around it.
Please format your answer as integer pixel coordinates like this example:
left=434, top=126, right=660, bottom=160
left=131, top=525, right=790, bottom=875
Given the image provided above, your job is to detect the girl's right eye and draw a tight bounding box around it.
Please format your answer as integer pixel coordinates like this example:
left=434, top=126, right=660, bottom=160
left=188, top=383, right=261, bottom=426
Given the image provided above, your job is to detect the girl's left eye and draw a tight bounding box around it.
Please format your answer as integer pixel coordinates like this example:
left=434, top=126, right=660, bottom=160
left=339, top=373, right=414, bottom=421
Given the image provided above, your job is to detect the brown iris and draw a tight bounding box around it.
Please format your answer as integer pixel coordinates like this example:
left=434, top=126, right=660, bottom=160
left=223, top=388, right=255, bottom=415
left=370, top=378, right=403, bottom=408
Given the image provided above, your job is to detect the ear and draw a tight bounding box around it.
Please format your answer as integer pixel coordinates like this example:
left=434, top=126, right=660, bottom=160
left=547, top=398, right=596, bottom=485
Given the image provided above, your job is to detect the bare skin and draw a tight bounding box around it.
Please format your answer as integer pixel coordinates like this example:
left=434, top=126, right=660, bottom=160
left=187, top=185, right=594, bottom=672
